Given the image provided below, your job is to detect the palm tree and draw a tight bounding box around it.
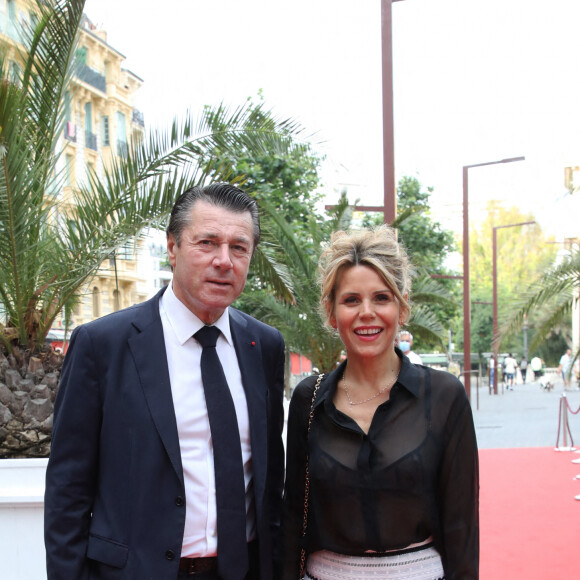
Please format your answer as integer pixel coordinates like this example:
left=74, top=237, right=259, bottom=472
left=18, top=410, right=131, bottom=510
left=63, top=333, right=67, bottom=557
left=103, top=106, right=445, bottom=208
left=503, top=248, right=580, bottom=365
left=0, top=0, right=312, bottom=457
left=237, top=195, right=350, bottom=374
left=0, top=0, right=303, bottom=354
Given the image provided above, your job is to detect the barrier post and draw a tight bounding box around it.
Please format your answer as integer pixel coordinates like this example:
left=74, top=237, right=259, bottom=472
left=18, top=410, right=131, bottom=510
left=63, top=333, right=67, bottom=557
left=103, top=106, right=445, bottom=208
left=555, top=393, right=576, bottom=451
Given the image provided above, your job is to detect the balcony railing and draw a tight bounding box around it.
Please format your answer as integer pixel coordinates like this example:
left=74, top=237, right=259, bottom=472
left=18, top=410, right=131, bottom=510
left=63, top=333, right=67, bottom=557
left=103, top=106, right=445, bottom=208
left=74, top=63, right=106, bottom=93
left=85, top=131, right=97, bottom=151
left=132, top=109, right=145, bottom=127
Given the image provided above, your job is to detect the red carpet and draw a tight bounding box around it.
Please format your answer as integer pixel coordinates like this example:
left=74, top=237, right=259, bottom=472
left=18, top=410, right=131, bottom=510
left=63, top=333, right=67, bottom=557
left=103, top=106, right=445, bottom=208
left=480, top=447, right=580, bottom=579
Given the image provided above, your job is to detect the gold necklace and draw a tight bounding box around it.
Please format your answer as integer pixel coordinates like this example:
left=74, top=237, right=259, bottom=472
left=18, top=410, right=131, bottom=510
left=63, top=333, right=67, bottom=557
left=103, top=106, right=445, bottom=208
left=342, top=366, right=400, bottom=406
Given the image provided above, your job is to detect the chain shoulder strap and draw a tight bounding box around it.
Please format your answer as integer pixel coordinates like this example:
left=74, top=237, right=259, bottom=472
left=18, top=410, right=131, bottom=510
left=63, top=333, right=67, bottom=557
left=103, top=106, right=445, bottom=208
left=298, top=373, right=324, bottom=579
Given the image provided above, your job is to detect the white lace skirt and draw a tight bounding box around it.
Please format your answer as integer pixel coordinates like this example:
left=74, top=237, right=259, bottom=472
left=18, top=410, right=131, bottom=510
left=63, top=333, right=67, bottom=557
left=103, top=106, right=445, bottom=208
left=304, top=544, right=445, bottom=580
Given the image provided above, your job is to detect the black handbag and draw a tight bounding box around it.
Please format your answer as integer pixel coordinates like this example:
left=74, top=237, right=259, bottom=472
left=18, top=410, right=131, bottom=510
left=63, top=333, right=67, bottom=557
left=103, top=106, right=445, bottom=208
left=298, top=373, right=324, bottom=579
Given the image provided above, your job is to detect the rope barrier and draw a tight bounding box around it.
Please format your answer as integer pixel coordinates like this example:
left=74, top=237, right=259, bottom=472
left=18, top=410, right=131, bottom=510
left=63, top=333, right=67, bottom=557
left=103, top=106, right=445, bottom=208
left=564, top=397, right=580, bottom=415
left=555, top=393, right=576, bottom=451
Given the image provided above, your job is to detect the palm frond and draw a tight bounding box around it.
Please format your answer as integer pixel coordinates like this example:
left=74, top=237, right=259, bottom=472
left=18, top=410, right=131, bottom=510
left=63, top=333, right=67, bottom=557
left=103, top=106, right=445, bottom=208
left=411, top=275, right=458, bottom=310
left=248, top=245, right=295, bottom=304
left=502, top=249, right=580, bottom=341
left=406, top=305, right=446, bottom=348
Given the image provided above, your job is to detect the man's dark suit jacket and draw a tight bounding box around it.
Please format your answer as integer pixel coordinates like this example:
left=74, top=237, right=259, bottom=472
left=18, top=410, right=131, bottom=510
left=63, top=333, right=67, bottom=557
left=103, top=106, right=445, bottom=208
left=44, top=287, right=286, bottom=579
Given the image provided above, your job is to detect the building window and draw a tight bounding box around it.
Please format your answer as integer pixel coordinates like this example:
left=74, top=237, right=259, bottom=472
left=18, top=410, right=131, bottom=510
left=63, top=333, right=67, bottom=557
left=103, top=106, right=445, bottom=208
left=102, top=116, right=110, bottom=147
left=86, top=162, right=96, bottom=185
left=76, top=46, right=88, bottom=65
left=92, top=287, right=101, bottom=318
left=65, top=155, right=74, bottom=186
left=30, top=12, right=38, bottom=30
left=117, top=239, right=135, bottom=261
left=85, top=102, right=97, bottom=150
left=84, top=102, right=93, bottom=132
left=116, top=111, right=127, bottom=157
left=7, top=0, right=16, bottom=21
left=64, top=91, right=72, bottom=122
left=10, top=61, right=21, bottom=84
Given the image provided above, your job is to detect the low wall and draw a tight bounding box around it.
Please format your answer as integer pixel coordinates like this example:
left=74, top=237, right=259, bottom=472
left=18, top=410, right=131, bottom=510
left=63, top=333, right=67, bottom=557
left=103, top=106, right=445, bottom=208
left=0, top=458, right=47, bottom=579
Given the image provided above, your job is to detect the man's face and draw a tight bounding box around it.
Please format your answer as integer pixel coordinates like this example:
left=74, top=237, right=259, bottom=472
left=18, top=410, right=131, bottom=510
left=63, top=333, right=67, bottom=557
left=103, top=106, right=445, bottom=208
left=167, top=200, right=254, bottom=324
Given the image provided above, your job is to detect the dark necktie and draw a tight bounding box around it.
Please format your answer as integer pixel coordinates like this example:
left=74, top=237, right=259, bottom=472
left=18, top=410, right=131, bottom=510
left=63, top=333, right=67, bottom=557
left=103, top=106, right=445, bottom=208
left=194, top=325, right=249, bottom=580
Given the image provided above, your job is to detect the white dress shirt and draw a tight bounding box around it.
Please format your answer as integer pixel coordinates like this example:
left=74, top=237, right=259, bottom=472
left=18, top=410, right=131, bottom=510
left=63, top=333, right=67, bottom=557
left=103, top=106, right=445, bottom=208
left=159, top=284, right=255, bottom=557
left=407, top=350, right=423, bottom=365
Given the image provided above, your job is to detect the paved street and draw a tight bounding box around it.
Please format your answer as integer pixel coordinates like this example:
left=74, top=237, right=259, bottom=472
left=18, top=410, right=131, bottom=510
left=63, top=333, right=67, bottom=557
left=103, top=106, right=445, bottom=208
left=470, top=374, right=580, bottom=449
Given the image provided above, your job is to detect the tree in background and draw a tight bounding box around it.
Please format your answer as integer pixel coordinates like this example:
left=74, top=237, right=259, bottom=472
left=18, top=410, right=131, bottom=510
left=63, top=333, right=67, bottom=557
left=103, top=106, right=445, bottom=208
left=198, top=94, right=327, bottom=312
left=464, top=201, right=558, bottom=359
left=237, top=199, right=350, bottom=375
left=503, top=244, right=579, bottom=366
left=395, top=176, right=456, bottom=273
left=239, top=179, right=458, bottom=375
left=201, top=93, right=323, bottom=240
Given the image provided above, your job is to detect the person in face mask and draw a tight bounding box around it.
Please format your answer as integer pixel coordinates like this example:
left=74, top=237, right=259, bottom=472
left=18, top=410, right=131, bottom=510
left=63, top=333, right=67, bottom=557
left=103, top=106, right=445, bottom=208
left=398, top=331, right=423, bottom=365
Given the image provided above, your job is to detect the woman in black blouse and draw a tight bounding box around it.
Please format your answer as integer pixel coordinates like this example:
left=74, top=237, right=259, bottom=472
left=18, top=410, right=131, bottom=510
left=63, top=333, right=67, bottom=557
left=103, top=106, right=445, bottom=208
left=280, top=226, right=479, bottom=580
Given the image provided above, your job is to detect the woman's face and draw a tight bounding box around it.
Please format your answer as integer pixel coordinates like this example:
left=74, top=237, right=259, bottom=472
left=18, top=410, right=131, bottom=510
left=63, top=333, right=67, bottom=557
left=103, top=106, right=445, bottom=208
left=329, top=265, right=404, bottom=361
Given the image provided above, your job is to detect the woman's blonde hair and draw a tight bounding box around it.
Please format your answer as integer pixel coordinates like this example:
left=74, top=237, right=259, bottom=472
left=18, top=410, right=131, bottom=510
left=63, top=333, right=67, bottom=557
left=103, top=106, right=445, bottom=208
left=318, top=225, right=412, bottom=327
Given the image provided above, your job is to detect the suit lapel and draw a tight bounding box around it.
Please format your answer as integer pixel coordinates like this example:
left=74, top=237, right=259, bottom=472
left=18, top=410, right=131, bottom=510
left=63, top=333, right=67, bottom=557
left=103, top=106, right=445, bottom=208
left=128, top=291, right=183, bottom=483
left=229, top=310, right=268, bottom=508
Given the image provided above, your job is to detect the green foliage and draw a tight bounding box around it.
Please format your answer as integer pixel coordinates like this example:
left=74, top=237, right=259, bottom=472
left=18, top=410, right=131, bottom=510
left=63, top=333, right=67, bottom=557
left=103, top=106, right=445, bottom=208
left=0, top=0, right=310, bottom=351
left=396, top=176, right=456, bottom=273
left=465, top=200, right=558, bottom=355
left=237, top=195, right=350, bottom=373
left=503, top=246, right=579, bottom=364
left=201, top=94, right=323, bottom=238
left=239, top=176, right=459, bottom=369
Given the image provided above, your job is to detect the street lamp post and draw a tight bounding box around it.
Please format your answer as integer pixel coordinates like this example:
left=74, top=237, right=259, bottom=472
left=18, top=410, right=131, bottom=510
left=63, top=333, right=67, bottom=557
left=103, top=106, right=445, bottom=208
left=381, top=0, right=405, bottom=225
left=327, top=1, right=405, bottom=224
left=523, top=313, right=529, bottom=361
left=462, top=156, right=525, bottom=401
left=492, top=220, right=536, bottom=394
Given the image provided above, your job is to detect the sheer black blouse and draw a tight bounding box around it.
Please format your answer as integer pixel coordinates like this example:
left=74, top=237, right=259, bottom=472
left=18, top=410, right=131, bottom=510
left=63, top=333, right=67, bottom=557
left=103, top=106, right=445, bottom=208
left=279, top=352, right=479, bottom=579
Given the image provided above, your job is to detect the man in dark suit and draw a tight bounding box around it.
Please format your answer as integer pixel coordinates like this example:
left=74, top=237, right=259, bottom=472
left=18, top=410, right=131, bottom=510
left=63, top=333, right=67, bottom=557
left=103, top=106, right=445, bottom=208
left=44, top=183, right=286, bottom=580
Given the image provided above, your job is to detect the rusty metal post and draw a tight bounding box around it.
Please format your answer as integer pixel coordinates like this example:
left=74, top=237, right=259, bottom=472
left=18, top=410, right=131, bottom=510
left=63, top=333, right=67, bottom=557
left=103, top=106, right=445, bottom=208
left=381, top=0, right=404, bottom=225
left=462, top=166, right=471, bottom=400
left=492, top=227, right=499, bottom=394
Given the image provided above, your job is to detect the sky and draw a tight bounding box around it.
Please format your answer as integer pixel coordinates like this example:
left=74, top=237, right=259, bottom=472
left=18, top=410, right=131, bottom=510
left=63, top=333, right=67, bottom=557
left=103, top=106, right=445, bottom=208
left=83, top=0, right=580, bottom=239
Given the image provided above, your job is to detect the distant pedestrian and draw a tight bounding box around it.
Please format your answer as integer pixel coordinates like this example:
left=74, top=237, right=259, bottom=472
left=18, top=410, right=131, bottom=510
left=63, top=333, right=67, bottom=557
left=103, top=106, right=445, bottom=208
left=530, top=355, right=543, bottom=381
left=558, top=348, right=572, bottom=389
left=398, top=330, right=423, bottom=364
left=503, top=353, right=517, bottom=390
left=489, top=357, right=495, bottom=388
left=519, top=357, right=528, bottom=384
